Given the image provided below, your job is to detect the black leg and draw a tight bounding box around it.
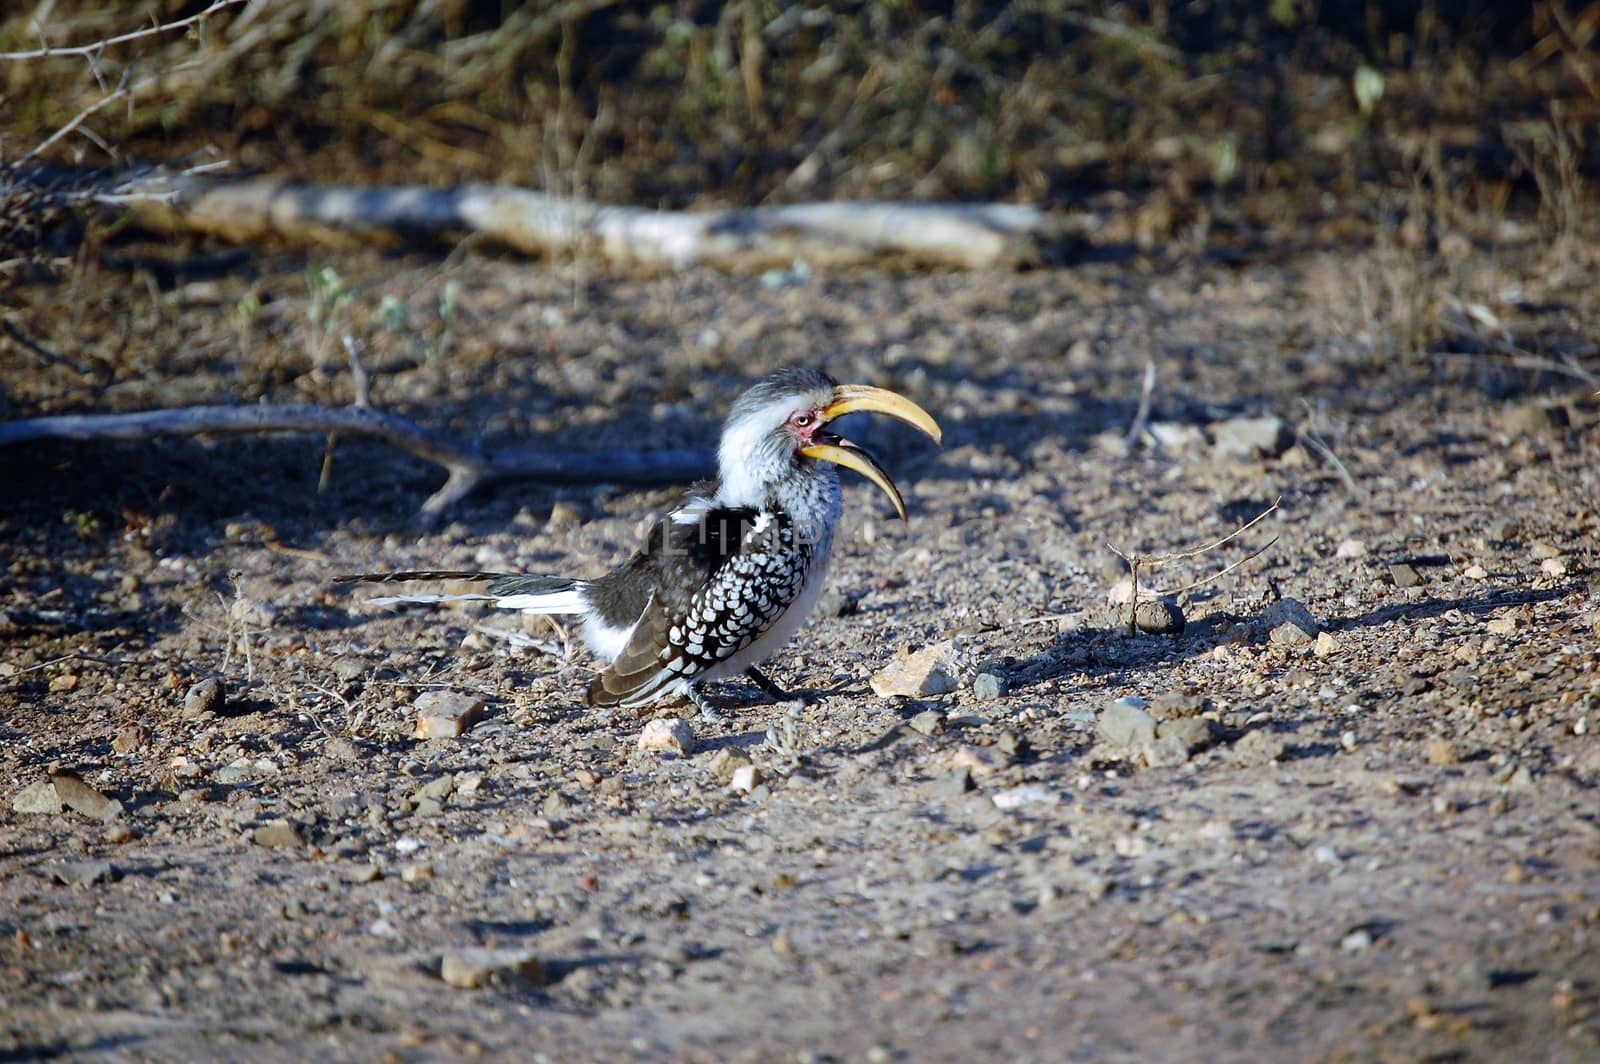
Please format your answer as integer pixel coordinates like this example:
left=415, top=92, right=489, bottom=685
left=745, top=665, right=791, bottom=703
left=686, top=684, right=724, bottom=724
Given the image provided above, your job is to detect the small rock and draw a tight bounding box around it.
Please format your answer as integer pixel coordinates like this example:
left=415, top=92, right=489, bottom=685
left=706, top=747, right=754, bottom=782
left=1263, top=598, right=1318, bottom=645
left=1498, top=402, right=1568, bottom=437
left=51, top=859, right=118, bottom=886
left=412, top=775, right=456, bottom=806
left=1424, top=738, right=1461, bottom=766
left=1157, top=717, right=1221, bottom=755
left=112, top=724, right=151, bottom=754
left=869, top=641, right=960, bottom=698
left=1486, top=613, right=1519, bottom=636
left=49, top=672, right=79, bottom=693
left=412, top=797, right=445, bottom=818
left=1529, top=540, right=1561, bottom=560
left=401, top=863, right=435, bottom=883
left=1099, top=698, right=1159, bottom=749
left=1389, top=563, right=1423, bottom=588
left=1146, top=421, right=1208, bottom=452
left=931, top=766, right=976, bottom=798
left=347, top=864, right=383, bottom=885
left=412, top=689, right=486, bottom=739
left=1463, top=563, right=1489, bottom=580
left=1233, top=729, right=1287, bottom=766
left=1341, top=928, right=1374, bottom=952
left=637, top=717, right=695, bottom=756
left=946, top=745, right=1005, bottom=778
left=728, top=764, right=763, bottom=794
left=252, top=820, right=304, bottom=849
left=540, top=791, right=575, bottom=817
left=1149, top=689, right=1209, bottom=719
left=995, top=729, right=1029, bottom=760
left=1130, top=598, right=1185, bottom=634
left=184, top=677, right=225, bottom=717
left=971, top=672, right=1005, bottom=702
left=1335, top=539, right=1368, bottom=559
left=1210, top=415, right=1291, bottom=459
left=546, top=501, right=584, bottom=530
left=1142, top=734, right=1193, bottom=767
left=439, top=948, right=545, bottom=990
left=991, top=784, right=1058, bottom=810
left=12, top=780, right=62, bottom=815
left=1541, top=557, right=1568, bottom=578
left=907, top=709, right=945, bottom=737
left=50, top=772, right=123, bottom=822
left=1313, top=631, right=1342, bottom=658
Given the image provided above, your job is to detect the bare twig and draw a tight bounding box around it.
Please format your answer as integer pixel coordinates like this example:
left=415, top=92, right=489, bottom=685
left=1123, top=359, right=1157, bottom=448
left=1104, top=500, right=1281, bottom=633
left=17, top=70, right=130, bottom=164
left=0, top=402, right=713, bottom=521
left=0, top=0, right=247, bottom=62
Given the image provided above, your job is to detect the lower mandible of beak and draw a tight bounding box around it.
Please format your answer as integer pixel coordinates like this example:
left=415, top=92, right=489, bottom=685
left=798, top=437, right=908, bottom=520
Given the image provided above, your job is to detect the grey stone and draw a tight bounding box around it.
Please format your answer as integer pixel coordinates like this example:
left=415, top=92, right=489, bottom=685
left=1210, top=415, right=1290, bottom=459
left=184, top=676, right=225, bottom=718
left=50, top=772, right=123, bottom=822
left=439, top=947, right=546, bottom=989
left=51, top=859, right=118, bottom=886
left=12, top=780, right=62, bottom=815
left=907, top=709, right=945, bottom=736
left=1099, top=698, right=1159, bottom=748
left=1233, top=729, right=1288, bottom=766
left=1389, top=563, right=1423, bottom=588
left=1262, top=598, right=1318, bottom=645
left=1158, top=717, right=1222, bottom=754
left=252, top=820, right=304, bottom=848
left=971, top=672, right=1005, bottom=701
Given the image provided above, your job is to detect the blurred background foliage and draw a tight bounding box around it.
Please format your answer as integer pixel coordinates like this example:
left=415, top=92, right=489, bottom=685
left=1, top=0, right=1595, bottom=219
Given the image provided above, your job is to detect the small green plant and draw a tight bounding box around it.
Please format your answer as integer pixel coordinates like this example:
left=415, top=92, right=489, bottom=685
left=304, top=264, right=352, bottom=374
left=62, top=509, right=101, bottom=540
left=229, top=290, right=262, bottom=350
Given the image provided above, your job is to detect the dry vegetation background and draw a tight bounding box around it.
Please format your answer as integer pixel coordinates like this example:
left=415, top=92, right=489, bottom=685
left=3, top=2, right=1600, bottom=1061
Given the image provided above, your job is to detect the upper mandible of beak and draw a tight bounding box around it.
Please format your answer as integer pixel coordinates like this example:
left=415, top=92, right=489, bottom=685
left=799, top=384, right=942, bottom=521
left=817, top=384, right=943, bottom=447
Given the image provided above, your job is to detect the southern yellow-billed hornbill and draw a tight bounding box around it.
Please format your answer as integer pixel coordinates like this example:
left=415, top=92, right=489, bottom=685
left=337, top=369, right=942, bottom=719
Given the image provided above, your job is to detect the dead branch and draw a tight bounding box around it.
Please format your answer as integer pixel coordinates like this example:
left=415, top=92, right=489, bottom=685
left=0, top=403, right=712, bottom=521
left=117, top=176, right=1050, bottom=270
left=0, top=0, right=247, bottom=62
left=1105, top=499, right=1281, bottom=633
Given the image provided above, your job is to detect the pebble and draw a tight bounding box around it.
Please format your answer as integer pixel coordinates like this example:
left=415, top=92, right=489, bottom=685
left=252, top=820, right=304, bottom=848
left=931, top=766, right=976, bottom=798
left=728, top=764, right=763, bottom=794
left=112, top=724, right=151, bottom=754
left=707, top=747, right=754, bottom=782
left=1388, top=563, right=1423, bottom=588
left=1340, top=928, right=1374, bottom=952
left=184, top=677, right=225, bottom=718
left=971, top=672, right=1005, bottom=702
left=869, top=641, right=959, bottom=698
left=1540, top=557, right=1568, bottom=578
left=401, top=863, right=435, bottom=883
left=1262, top=598, right=1318, bottom=645
left=1099, top=698, right=1159, bottom=749
left=907, top=709, right=945, bottom=737
left=1335, top=538, right=1368, bottom=559
left=945, top=745, right=1005, bottom=778
left=1142, top=734, right=1194, bottom=768
left=12, top=780, right=63, bottom=815
left=991, top=784, right=1058, bottom=810
left=50, top=772, right=124, bottom=822
left=1232, top=729, right=1287, bottom=766
left=52, top=859, right=118, bottom=886
left=439, top=948, right=546, bottom=990
left=637, top=717, right=695, bottom=757
left=1424, top=738, right=1460, bottom=766
left=1157, top=717, right=1221, bottom=755
left=1132, top=598, right=1185, bottom=635
left=1313, top=631, right=1341, bottom=658
left=412, top=690, right=486, bottom=739
left=1463, top=563, right=1488, bottom=580
left=1210, top=415, right=1290, bottom=459
left=347, top=864, right=383, bottom=885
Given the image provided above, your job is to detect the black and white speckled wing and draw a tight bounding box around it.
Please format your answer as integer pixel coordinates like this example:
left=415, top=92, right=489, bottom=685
left=587, top=507, right=812, bottom=708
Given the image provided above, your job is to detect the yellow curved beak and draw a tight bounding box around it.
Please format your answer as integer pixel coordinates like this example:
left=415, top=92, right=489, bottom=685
left=799, top=384, right=942, bottom=521
left=817, top=384, right=944, bottom=446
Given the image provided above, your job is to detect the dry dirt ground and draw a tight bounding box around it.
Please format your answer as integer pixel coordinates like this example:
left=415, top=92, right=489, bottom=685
left=3, top=232, right=1600, bottom=1062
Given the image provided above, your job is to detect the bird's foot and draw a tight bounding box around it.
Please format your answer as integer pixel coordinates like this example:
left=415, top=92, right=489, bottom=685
left=744, top=666, right=795, bottom=704
left=686, top=685, right=725, bottom=725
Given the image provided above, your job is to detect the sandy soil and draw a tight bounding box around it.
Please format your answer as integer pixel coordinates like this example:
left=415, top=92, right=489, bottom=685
left=3, top=233, right=1599, bottom=1061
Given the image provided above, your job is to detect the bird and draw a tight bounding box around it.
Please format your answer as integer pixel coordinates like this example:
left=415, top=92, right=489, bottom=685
left=337, top=368, right=942, bottom=720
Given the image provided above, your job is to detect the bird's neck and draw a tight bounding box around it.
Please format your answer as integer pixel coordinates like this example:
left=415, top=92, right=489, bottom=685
left=715, top=459, right=841, bottom=537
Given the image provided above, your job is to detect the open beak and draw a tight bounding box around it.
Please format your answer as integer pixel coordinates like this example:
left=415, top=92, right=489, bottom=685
left=799, top=384, right=943, bottom=521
